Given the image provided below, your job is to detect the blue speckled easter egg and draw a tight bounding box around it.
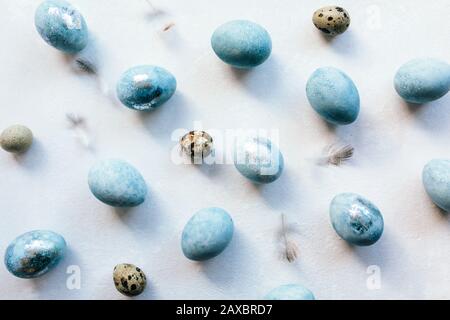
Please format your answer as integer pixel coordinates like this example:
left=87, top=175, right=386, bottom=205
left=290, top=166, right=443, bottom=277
left=34, top=0, right=88, bottom=54
left=181, top=207, right=234, bottom=261
left=5, top=230, right=66, bottom=278
left=265, top=284, right=315, bottom=300
left=234, top=137, right=284, bottom=184
left=211, top=20, right=272, bottom=68
left=330, top=193, right=384, bottom=246
left=394, top=58, right=450, bottom=104
left=88, top=159, right=147, bottom=207
left=306, top=67, right=360, bottom=125
left=116, top=65, right=177, bottom=111
left=422, top=159, right=450, bottom=212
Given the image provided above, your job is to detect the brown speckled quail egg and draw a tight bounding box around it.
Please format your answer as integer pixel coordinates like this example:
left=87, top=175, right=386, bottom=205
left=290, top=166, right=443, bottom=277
left=180, top=130, right=213, bottom=162
left=113, top=263, right=147, bottom=297
left=313, top=5, right=350, bottom=36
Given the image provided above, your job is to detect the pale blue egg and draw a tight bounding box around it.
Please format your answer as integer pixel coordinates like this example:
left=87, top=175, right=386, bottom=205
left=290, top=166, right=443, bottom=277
left=211, top=20, right=272, bottom=68
left=4, top=230, right=66, bottom=278
left=265, top=284, right=315, bottom=300
left=116, top=65, right=177, bottom=111
left=234, top=137, right=284, bottom=184
left=306, top=67, right=360, bottom=125
left=394, top=58, right=450, bottom=104
left=88, top=159, right=147, bottom=207
left=330, top=193, right=384, bottom=246
left=34, top=0, right=88, bottom=54
left=422, top=159, right=450, bottom=212
left=181, top=207, right=234, bottom=261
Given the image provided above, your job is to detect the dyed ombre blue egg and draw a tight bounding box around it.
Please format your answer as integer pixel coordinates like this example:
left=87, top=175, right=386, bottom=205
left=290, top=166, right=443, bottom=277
left=234, top=137, right=284, bottom=184
left=5, top=230, right=66, bottom=278
left=116, top=65, right=177, bottom=111
left=181, top=207, right=234, bottom=261
left=265, top=284, right=315, bottom=300
left=422, top=159, right=450, bottom=212
left=330, top=193, right=384, bottom=246
left=211, top=20, right=272, bottom=68
left=394, top=58, right=450, bottom=104
left=88, top=159, right=147, bottom=207
left=34, top=0, right=88, bottom=54
left=306, top=67, right=360, bottom=125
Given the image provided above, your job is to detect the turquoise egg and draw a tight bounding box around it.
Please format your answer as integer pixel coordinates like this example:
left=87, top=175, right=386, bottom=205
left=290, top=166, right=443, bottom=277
left=330, top=193, right=384, bottom=246
left=265, top=284, right=315, bottom=300
left=211, top=20, right=272, bottom=68
left=4, top=230, right=66, bottom=278
left=234, top=137, right=284, bottom=184
left=306, top=67, right=360, bottom=125
left=394, top=58, right=450, bottom=104
left=88, top=159, right=147, bottom=207
left=34, top=0, right=88, bottom=54
left=422, top=159, right=450, bottom=212
left=181, top=207, right=234, bottom=261
left=116, top=65, right=177, bottom=111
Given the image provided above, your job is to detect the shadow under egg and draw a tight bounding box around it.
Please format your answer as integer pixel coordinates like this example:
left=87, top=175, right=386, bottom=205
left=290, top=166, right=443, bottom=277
left=136, top=92, right=192, bottom=144
left=402, top=94, right=450, bottom=135
left=197, top=231, right=258, bottom=292
left=13, top=138, right=47, bottom=171
left=112, top=192, right=165, bottom=240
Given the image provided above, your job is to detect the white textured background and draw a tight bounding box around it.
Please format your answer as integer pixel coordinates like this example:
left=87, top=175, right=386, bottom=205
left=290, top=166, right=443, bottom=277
left=0, top=0, right=449, bottom=300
